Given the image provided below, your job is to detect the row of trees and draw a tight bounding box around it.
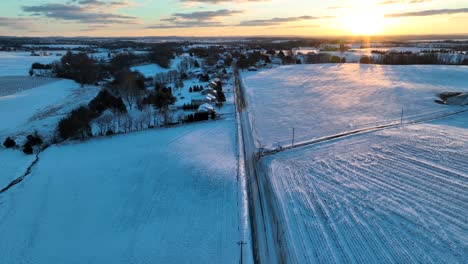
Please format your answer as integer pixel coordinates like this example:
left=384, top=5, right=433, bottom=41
left=147, top=45, right=175, bottom=68
left=93, top=106, right=163, bottom=136
left=305, top=53, right=346, bottom=64
left=54, top=52, right=101, bottom=85
left=189, top=85, right=204, bottom=93
left=361, top=53, right=466, bottom=65
left=107, top=69, right=146, bottom=110
left=142, top=86, right=176, bottom=110
left=182, top=103, right=200, bottom=111
left=186, top=112, right=215, bottom=122
left=57, top=90, right=127, bottom=140
left=236, top=51, right=272, bottom=69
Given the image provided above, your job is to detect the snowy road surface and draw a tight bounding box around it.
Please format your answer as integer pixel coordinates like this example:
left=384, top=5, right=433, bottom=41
left=0, top=120, right=240, bottom=263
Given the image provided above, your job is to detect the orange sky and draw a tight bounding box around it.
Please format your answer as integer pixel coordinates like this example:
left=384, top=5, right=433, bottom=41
left=1, top=0, right=468, bottom=37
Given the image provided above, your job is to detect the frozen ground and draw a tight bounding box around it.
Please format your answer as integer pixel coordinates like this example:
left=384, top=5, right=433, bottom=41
left=131, top=55, right=199, bottom=78
left=260, top=112, right=468, bottom=263
left=0, top=76, right=59, bottom=97
left=0, top=51, right=61, bottom=77
left=0, top=79, right=99, bottom=140
left=22, top=44, right=92, bottom=49
left=0, top=119, right=240, bottom=263
left=242, top=64, right=468, bottom=148
left=0, top=149, right=35, bottom=189
left=130, top=63, right=171, bottom=78
left=0, top=79, right=99, bottom=186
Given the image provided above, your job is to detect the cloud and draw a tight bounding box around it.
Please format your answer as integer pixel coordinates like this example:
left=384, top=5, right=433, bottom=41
left=21, top=3, right=138, bottom=24
left=379, top=0, right=432, bottom=4
left=72, top=0, right=133, bottom=8
left=238, top=16, right=324, bottom=27
left=386, top=8, right=468, bottom=17
left=327, top=6, right=351, bottom=10
left=179, top=0, right=266, bottom=3
left=149, top=12, right=331, bottom=29
left=0, top=17, right=35, bottom=30
left=149, top=9, right=243, bottom=28
left=171, top=9, right=243, bottom=20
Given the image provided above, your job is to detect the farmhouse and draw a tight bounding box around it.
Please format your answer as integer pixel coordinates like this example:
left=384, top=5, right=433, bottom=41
left=198, top=103, right=215, bottom=113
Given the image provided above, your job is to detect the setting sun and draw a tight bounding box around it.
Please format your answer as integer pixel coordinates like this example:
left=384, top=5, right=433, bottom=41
left=344, top=12, right=385, bottom=35
left=340, top=1, right=386, bottom=35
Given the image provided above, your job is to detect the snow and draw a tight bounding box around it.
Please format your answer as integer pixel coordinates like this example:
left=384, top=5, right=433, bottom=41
left=259, top=112, right=468, bottom=263
left=173, top=79, right=209, bottom=107
left=0, top=149, right=35, bottom=189
left=0, top=51, right=61, bottom=77
left=0, top=79, right=99, bottom=185
left=0, top=79, right=99, bottom=140
left=131, top=55, right=200, bottom=79
left=130, top=63, right=171, bottom=78
left=22, top=44, right=92, bottom=49
left=242, top=64, right=468, bottom=148
left=241, top=63, right=467, bottom=263
left=0, top=119, right=241, bottom=263
left=0, top=76, right=58, bottom=97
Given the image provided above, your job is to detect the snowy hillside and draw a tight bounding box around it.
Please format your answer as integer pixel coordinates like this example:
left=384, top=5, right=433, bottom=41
left=0, top=51, right=61, bottom=77
left=0, top=79, right=99, bottom=140
left=0, top=149, right=35, bottom=188
left=0, top=119, right=241, bottom=263
left=242, top=64, right=468, bottom=148
left=260, top=112, right=468, bottom=263
left=0, top=79, right=99, bottom=187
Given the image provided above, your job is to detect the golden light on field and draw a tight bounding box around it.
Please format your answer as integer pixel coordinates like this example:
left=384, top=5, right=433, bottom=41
left=339, top=1, right=386, bottom=35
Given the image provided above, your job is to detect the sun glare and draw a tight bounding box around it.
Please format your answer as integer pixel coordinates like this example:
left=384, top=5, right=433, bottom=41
left=340, top=2, right=386, bottom=35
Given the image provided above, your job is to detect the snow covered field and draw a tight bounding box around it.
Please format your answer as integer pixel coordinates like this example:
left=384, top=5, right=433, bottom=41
left=0, top=119, right=241, bottom=263
left=242, top=64, right=468, bottom=148
left=241, top=64, right=467, bottom=263
left=0, top=79, right=99, bottom=140
left=0, top=149, right=35, bottom=189
left=0, top=51, right=61, bottom=77
left=131, top=55, right=200, bottom=78
left=0, top=76, right=58, bottom=97
left=260, top=112, right=468, bottom=263
left=130, top=63, right=172, bottom=78
left=0, top=79, right=99, bottom=186
left=22, top=44, right=91, bottom=49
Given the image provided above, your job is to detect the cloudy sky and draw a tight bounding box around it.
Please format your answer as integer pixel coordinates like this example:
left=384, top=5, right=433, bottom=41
left=1, top=0, right=467, bottom=37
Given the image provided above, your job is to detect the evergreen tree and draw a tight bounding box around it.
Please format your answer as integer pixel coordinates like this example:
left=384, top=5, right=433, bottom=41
left=3, top=137, right=16, bottom=148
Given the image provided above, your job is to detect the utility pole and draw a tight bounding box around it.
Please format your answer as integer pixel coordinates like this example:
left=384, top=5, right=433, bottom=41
left=237, top=241, right=247, bottom=264
left=292, top=127, right=295, bottom=146
left=277, top=223, right=280, bottom=243
left=400, top=108, right=404, bottom=126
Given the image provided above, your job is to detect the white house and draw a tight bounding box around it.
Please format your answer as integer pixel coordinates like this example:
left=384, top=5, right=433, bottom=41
left=198, top=103, right=215, bottom=113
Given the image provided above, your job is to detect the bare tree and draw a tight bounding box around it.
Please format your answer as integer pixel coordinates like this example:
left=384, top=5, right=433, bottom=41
left=142, top=106, right=153, bottom=128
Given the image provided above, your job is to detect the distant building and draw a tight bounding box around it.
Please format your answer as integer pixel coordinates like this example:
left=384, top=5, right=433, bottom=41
left=198, top=103, right=215, bottom=113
